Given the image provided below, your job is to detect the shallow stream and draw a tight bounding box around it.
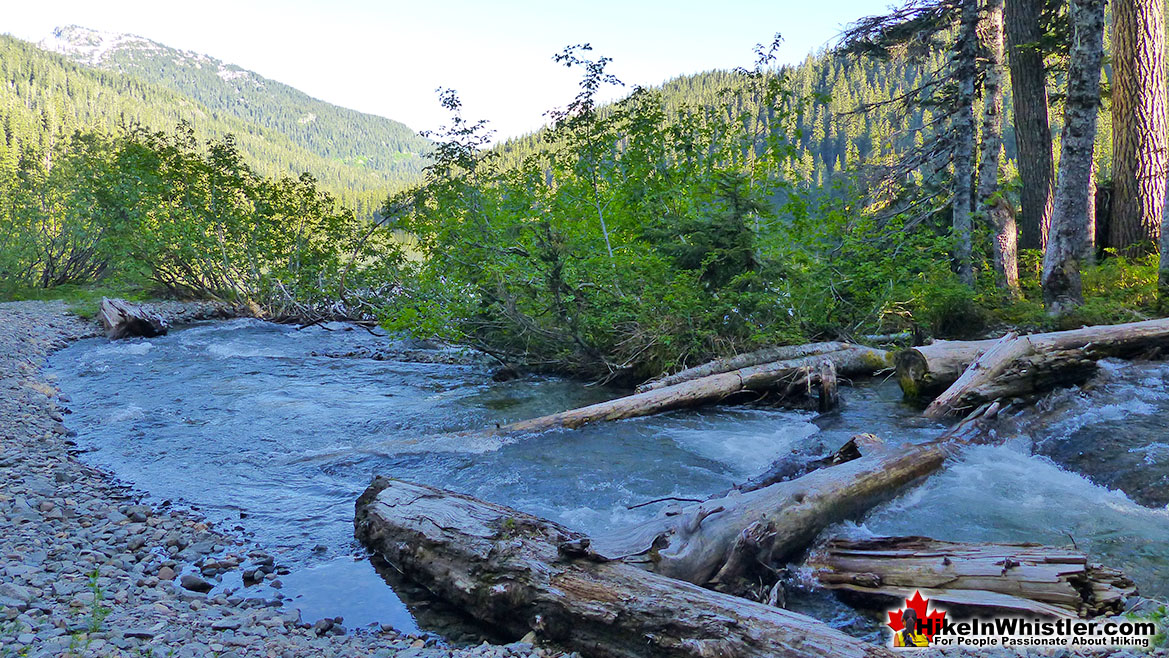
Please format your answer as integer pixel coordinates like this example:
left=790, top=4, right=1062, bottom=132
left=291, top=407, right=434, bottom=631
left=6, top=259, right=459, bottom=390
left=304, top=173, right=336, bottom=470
left=49, top=320, right=1169, bottom=640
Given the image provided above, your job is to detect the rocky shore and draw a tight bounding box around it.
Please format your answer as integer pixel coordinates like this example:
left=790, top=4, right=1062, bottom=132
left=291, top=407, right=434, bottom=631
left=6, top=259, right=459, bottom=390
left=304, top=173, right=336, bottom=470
left=0, top=300, right=567, bottom=658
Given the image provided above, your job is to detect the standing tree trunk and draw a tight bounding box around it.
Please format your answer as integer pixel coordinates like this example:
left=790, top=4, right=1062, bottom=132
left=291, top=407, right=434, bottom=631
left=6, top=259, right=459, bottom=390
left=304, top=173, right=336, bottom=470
left=1006, top=0, right=1056, bottom=250
left=978, top=0, right=1020, bottom=296
left=953, top=0, right=980, bottom=286
left=1110, top=0, right=1169, bottom=254
left=1042, top=0, right=1107, bottom=314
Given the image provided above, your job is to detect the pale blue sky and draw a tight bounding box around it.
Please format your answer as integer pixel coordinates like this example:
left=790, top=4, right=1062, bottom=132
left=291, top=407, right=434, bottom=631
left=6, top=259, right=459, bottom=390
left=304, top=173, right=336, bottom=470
left=5, top=0, right=893, bottom=140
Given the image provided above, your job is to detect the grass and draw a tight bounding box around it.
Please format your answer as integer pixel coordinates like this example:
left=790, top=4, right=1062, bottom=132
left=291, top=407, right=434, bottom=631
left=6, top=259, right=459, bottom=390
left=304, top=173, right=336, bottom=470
left=974, top=250, right=1162, bottom=336
left=1, top=281, right=156, bottom=319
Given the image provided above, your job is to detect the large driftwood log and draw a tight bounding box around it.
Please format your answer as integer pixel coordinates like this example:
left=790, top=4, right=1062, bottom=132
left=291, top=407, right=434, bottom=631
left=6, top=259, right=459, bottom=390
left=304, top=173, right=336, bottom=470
left=636, top=341, right=851, bottom=392
left=810, top=536, right=1135, bottom=618
left=923, top=333, right=1026, bottom=418
left=895, top=339, right=999, bottom=400
left=355, top=477, right=894, bottom=658
left=591, top=434, right=949, bottom=595
left=898, top=317, right=1169, bottom=407
left=99, top=298, right=168, bottom=339
left=484, top=346, right=891, bottom=436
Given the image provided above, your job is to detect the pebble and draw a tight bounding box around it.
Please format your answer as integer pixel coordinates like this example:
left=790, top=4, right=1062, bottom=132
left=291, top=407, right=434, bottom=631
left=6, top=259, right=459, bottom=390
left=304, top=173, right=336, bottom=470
left=0, top=301, right=575, bottom=658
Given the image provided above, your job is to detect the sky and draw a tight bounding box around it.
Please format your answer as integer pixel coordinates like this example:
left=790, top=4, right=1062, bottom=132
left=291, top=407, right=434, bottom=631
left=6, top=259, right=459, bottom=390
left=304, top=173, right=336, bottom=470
left=4, top=0, right=894, bottom=141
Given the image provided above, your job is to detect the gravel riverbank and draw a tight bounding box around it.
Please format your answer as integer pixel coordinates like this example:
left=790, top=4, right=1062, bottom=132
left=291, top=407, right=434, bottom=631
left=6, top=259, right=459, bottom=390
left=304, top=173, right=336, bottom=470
left=0, top=300, right=567, bottom=658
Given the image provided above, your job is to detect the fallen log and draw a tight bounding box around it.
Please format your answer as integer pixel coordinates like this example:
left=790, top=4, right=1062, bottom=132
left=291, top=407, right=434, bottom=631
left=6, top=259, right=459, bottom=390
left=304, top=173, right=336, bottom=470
left=895, top=339, right=999, bottom=401
left=590, top=433, right=949, bottom=596
left=730, top=433, right=886, bottom=495
left=809, top=536, right=1135, bottom=618
left=635, top=341, right=851, bottom=393
left=355, top=477, right=895, bottom=658
left=924, top=333, right=1025, bottom=418
left=483, top=346, right=891, bottom=436
left=898, top=317, right=1169, bottom=406
left=99, top=297, right=169, bottom=339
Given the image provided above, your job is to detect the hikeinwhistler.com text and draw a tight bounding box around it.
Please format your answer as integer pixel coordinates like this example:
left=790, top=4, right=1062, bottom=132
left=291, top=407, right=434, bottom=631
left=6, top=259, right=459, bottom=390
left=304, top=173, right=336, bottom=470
left=920, top=617, right=1157, bottom=648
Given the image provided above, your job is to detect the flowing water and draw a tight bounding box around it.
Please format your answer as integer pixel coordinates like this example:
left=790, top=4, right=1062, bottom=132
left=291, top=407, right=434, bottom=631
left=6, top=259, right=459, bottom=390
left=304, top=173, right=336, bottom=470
left=49, top=320, right=1169, bottom=640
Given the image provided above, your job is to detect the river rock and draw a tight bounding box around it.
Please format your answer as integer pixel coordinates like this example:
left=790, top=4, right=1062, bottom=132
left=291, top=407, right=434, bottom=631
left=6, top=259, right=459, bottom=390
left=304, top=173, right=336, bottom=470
left=179, top=574, right=213, bottom=593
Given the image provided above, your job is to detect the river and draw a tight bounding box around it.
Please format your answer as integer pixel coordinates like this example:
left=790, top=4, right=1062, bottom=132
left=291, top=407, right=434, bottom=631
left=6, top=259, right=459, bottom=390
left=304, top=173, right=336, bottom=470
left=48, top=319, right=1169, bottom=641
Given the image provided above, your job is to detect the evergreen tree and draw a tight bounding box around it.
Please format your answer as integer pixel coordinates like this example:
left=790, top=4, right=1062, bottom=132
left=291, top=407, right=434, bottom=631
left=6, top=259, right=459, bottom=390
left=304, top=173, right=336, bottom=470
left=1042, top=0, right=1107, bottom=313
left=1005, top=0, right=1055, bottom=249
left=1109, top=0, right=1168, bottom=253
left=978, top=0, right=1020, bottom=296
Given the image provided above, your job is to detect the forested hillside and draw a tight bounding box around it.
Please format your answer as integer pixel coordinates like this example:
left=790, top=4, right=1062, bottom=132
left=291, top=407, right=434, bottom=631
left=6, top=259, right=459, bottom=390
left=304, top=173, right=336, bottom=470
left=0, top=33, right=421, bottom=216
left=42, top=26, right=429, bottom=181
left=5, top=0, right=1169, bottom=384
left=495, top=49, right=986, bottom=191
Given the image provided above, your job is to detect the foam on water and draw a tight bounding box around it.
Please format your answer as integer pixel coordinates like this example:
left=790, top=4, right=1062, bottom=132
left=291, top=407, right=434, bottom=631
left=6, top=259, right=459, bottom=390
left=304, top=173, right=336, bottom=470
left=864, top=442, right=1169, bottom=597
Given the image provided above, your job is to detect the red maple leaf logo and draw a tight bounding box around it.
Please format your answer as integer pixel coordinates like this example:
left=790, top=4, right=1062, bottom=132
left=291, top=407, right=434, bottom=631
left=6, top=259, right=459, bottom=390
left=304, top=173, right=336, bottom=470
left=887, top=591, right=947, bottom=641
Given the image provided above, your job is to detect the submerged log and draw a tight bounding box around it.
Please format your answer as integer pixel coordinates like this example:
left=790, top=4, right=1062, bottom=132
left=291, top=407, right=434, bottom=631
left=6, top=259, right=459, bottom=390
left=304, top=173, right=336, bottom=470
left=99, top=298, right=168, bottom=340
left=636, top=341, right=851, bottom=392
left=898, top=317, right=1169, bottom=406
left=484, top=346, right=891, bottom=436
left=591, top=433, right=949, bottom=595
left=731, top=433, right=886, bottom=495
left=810, top=536, right=1135, bottom=618
left=355, top=477, right=894, bottom=658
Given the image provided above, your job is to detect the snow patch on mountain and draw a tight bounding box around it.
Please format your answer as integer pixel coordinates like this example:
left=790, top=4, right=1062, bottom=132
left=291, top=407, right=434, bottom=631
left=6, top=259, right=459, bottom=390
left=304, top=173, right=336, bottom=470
left=40, top=25, right=152, bottom=66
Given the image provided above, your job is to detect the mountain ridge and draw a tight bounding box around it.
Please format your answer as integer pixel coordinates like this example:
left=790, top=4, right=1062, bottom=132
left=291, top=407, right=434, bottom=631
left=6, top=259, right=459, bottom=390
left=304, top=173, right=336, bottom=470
left=41, top=25, right=430, bottom=177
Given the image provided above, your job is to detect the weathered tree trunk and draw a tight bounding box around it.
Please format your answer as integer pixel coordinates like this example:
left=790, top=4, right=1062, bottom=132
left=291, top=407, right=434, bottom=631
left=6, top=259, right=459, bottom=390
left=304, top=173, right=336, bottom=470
left=636, top=341, right=851, bottom=393
left=99, top=298, right=168, bottom=340
left=897, top=317, right=1169, bottom=401
left=590, top=435, right=949, bottom=595
left=1006, top=0, right=1055, bottom=250
left=1110, top=0, right=1169, bottom=254
left=979, top=0, right=1020, bottom=297
left=1161, top=181, right=1169, bottom=301
left=988, top=198, right=1021, bottom=293
left=953, top=0, right=979, bottom=286
left=481, top=346, right=891, bottom=436
left=924, top=332, right=1027, bottom=417
left=818, top=359, right=839, bottom=412
left=727, top=433, right=887, bottom=496
left=895, top=338, right=1000, bottom=400
left=355, top=478, right=895, bottom=658
left=810, top=536, right=1136, bottom=618
left=921, top=317, right=1169, bottom=416
left=1041, top=0, right=1106, bottom=314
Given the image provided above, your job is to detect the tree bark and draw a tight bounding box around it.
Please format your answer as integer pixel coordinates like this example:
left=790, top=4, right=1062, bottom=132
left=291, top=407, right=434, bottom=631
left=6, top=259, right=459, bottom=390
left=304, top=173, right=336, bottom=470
left=1006, top=0, right=1055, bottom=250
left=99, top=297, right=169, bottom=340
left=810, top=536, right=1136, bottom=618
left=477, top=346, right=891, bottom=436
left=895, top=338, right=1001, bottom=400
left=1041, top=0, right=1106, bottom=314
left=920, top=317, right=1169, bottom=416
left=1110, top=0, right=1169, bottom=254
left=355, top=477, right=896, bottom=658
left=978, top=0, right=1020, bottom=296
left=924, top=332, right=1027, bottom=418
left=635, top=341, right=851, bottom=393
left=590, top=435, right=948, bottom=595
left=953, top=0, right=980, bottom=286
left=896, top=317, right=1169, bottom=402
